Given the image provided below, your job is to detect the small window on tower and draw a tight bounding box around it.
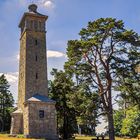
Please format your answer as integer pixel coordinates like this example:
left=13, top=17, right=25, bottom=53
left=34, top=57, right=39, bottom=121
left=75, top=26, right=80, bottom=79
left=34, top=21, right=38, bottom=30
left=35, top=39, right=38, bottom=45
left=31, top=20, right=34, bottom=29
left=39, top=21, right=42, bottom=31
left=36, top=73, right=38, bottom=79
left=35, top=55, right=37, bottom=61
left=39, top=110, right=44, bottom=118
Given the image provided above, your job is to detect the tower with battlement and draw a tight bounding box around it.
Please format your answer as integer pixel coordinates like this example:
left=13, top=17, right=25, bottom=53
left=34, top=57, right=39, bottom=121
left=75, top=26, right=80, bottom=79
left=10, top=4, right=57, bottom=140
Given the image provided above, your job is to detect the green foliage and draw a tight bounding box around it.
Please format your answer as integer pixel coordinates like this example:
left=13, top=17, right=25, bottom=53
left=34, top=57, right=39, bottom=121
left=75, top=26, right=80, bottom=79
left=121, top=106, right=140, bottom=137
left=114, top=44, right=140, bottom=108
left=0, top=74, right=14, bottom=132
left=65, top=17, right=140, bottom=140
left=49, top=69, right=77, bottom=139
left=49, top=69, right=100, bottom=137
left=68, top=83, right=100, bottom=135
left=114, top=105, right=140, bottom=137
left=16, top=134, right=24, bottom=138
left=114, top=109, right=125, bottom=136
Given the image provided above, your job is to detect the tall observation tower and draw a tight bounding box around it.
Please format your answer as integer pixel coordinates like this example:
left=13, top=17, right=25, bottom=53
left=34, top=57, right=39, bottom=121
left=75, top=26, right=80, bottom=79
left=10, top=4, right=57, bottom=140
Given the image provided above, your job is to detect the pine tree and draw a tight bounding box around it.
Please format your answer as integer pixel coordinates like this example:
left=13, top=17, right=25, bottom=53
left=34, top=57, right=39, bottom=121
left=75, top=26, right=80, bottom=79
left=65, top=18, right=140, bottom=140
left=0, top=74, right=14, bottom=132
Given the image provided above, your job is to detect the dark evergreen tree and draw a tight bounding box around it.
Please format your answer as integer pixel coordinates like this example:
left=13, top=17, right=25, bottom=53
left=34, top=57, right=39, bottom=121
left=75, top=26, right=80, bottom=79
left=0, top=74, right=14, bottom=132
left=48, top=69, right=100, bottom=138
left=68, top=82, right=100, bottom=135
left=48, top=69, right=77, bottom=139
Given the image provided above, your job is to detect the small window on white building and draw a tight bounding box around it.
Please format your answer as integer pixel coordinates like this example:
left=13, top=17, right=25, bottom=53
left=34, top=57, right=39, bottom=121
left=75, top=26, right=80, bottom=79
left=39, top=110, right=44, bottom=118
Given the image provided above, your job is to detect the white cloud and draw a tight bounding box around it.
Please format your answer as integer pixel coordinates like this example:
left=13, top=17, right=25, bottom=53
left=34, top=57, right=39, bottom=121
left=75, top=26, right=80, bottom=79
left=47, top=50, right=66, bottom=58
left=35, top=0, right=55, bottom=9
left=17, top=54, right=20, bottom=60
left=17, top=50, right=65, bottom=59
left=96, top=116, right=107, bottom=134
left=18, top=0, right=55, bottom=9
left=44, top=1, right=54, bottom=8
left=0, top=72, right=18, bottom=84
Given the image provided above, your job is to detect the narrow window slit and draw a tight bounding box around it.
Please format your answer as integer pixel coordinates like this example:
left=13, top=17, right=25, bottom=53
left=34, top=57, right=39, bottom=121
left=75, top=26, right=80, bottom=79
left=35, top=39, right=38, bottom=45
left=36, top=55, right=38, bottom=61
left=36, top=73, right=38, bottom=79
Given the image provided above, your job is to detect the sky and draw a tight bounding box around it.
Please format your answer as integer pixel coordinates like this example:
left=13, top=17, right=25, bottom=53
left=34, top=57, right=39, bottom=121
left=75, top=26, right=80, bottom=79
left=0, top=0, right=140, bottom=133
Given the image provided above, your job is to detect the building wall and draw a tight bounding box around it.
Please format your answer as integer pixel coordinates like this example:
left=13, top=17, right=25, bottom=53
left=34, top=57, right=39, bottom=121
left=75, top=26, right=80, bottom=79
left=25, top=30, right=48, bottom=100
left=18, top=16, right=48, bottom=110
left=10, top=113, right=23, bottom=134
left=24, top=102, right=57, bottom=139
left=18, top=32, right=26, bottom=110
left=11, top=5, right=58, bottom=140
left=23, top=104, right=29, bottom=135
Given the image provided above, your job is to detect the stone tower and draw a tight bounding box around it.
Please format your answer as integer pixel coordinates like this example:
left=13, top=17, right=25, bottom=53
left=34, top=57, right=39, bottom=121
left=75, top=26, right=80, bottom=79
left=10, top=4, right=57, bottom=140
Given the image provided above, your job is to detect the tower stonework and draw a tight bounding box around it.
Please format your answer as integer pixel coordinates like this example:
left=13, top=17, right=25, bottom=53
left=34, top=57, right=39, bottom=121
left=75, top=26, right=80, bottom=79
left=10, top=4, right=58, bottom=140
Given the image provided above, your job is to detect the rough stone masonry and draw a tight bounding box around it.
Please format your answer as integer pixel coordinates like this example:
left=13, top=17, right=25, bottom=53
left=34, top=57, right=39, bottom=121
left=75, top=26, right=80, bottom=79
left=10, top=4, right=58, bottom=140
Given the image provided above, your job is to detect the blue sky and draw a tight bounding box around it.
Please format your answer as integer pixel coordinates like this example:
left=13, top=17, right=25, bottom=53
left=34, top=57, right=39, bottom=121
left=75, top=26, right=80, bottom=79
left=0, top=0, right=140, bottom=132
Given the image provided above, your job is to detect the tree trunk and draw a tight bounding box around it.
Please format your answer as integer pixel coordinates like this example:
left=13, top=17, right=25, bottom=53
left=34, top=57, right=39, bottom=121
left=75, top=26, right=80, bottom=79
left=107, top=89, right=115, bottom=140
left=108, top=111, right=115, bottom=140
left=63, top=108, right=68, bottom=139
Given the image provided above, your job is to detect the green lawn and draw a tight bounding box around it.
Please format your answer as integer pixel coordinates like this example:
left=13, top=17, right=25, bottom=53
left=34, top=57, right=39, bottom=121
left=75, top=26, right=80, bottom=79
left=75, top=136, right=137, bottom=140
left=0, top=134, right=138, bottom=140
left=0, top=134, right=44, bottom=140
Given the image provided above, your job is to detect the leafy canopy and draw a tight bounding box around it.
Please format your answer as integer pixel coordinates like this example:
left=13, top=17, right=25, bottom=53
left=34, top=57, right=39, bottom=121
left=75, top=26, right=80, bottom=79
left=65, top=18, right=140, bottom=139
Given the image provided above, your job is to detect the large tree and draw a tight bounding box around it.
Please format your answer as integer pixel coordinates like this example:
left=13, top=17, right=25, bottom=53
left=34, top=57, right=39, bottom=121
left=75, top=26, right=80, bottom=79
left=68, top=82, right=100, bottom=135
left=0, top=74, right=14, bottom=132
left=49, top=69, right=77, bottom=139
left=65, top=18, right=140, bottom=140
left=49, top=69, right=100, bottom=138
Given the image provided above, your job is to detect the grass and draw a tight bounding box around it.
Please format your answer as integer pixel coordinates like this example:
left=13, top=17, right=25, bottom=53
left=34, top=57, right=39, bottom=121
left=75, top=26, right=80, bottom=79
left=0, top=134, right=138, bottom=140
left=0, top=134, right=44, bottom=140
left=75, top=136, right=138, bottom=140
